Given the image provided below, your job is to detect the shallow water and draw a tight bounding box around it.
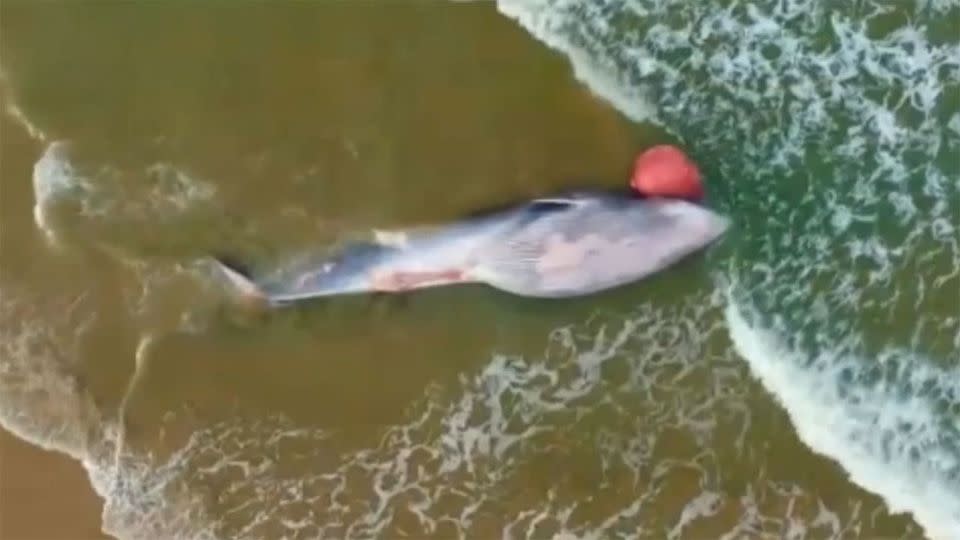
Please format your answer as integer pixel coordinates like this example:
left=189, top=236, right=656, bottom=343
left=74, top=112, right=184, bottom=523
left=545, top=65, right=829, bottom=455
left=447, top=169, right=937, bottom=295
left=1, top=1, right=957, bottom=539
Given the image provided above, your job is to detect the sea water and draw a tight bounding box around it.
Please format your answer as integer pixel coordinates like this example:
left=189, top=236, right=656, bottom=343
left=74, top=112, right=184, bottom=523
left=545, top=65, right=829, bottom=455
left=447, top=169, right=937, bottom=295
left=1, top=2, right=956, bottom=539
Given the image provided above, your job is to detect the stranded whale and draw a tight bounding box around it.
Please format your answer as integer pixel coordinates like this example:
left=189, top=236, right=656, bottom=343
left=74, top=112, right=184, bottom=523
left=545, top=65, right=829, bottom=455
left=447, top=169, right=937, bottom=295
left=213, top=191, right=729, bottom=307
left=212, top=145, right=729, bottom=307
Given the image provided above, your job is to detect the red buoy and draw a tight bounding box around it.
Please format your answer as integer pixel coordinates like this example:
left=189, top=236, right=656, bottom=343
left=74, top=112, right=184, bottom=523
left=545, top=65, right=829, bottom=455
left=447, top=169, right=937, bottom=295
left=630, top=145, right=704, bottom=200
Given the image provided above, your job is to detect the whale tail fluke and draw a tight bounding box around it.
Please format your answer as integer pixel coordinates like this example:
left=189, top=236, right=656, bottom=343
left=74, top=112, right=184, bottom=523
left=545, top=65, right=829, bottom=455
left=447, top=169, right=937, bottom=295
left=210, top=255, right=273, bottom=307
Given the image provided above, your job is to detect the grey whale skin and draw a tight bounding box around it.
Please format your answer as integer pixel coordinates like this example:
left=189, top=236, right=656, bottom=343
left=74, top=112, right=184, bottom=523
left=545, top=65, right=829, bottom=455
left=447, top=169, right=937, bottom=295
left=214, top=191, right=730, bottom=307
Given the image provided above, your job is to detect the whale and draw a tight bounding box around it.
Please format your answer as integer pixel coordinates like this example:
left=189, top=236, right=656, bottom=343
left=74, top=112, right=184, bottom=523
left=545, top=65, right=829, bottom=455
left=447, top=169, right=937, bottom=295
left=212, top=190, right=730, bottom=307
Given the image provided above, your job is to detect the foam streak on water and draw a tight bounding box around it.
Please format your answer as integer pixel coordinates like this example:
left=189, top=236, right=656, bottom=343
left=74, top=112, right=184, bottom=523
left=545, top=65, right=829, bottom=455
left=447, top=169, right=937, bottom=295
left=1, top=67, right=49, bottom=142
left=32, top=141, right=219, bottom=249
left=88, top=294, right=801, bottom=539
left=4, top=267, right=871, bottom=539
left=496, top=0, right=960, bottom=537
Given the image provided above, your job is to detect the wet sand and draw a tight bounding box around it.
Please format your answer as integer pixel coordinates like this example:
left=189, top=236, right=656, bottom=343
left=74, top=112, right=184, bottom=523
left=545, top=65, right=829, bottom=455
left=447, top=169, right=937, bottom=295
left=0, top=427, right=107, bottom=540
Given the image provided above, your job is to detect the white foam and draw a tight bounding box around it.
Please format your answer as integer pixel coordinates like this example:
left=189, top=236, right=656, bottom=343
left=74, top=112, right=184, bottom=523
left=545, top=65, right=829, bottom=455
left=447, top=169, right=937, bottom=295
left=31, top=141, right=87, bottom=246
left=0, top=288, right=101, bottom=458
left=725, top=297, right=960, bottom=540
left=1, top=67, right=48, bottom=141
left=669, top=490, right=722, bottom=539
left=31, top=140, right=219, bottom=249
left=126, top=295, right=732, bottom=538
left=0, top=286, right=227, bottom=540
left=495, top=1, right=657, bottom=124
left=1, top=273, right=910, bottom=539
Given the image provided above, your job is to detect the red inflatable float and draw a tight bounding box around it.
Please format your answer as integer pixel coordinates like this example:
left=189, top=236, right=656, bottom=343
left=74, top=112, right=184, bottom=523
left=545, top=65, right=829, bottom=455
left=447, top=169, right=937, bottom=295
left=630, top=145, right=704, bottom=200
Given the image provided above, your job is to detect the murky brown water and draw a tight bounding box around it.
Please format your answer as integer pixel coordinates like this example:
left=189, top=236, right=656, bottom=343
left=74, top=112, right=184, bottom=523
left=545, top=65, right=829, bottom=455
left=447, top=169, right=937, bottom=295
left=0, top=426, right=108, bottom=540
left=0, top=2, right=928, bottom=539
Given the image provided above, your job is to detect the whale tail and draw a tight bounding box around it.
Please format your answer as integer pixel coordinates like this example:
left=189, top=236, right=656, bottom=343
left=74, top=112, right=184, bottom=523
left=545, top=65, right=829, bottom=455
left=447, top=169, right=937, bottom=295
left=210, top=255, right=275, bottom=307
left=208, top=242, right=391, bottom=307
